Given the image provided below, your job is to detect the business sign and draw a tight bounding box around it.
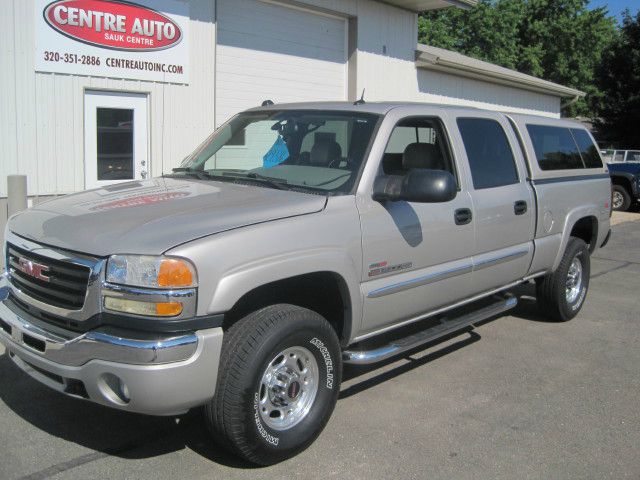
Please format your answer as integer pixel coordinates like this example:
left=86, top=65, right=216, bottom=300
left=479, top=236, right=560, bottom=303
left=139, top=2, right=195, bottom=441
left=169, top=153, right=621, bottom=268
left=35, top=0, right=189, bottom=83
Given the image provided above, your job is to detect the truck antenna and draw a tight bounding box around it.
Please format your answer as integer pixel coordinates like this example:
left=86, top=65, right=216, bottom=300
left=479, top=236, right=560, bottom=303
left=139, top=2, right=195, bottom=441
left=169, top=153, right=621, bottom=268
left=353, top=89, right=366, bottom=105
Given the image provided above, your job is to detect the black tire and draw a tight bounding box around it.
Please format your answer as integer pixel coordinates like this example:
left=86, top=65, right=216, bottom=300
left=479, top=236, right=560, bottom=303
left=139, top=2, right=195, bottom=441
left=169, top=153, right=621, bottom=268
left=205, top=304, right=342, bottom=466
left=536, top=237, right=590, bottom=322
left=612, top=185, right=631, bottom=212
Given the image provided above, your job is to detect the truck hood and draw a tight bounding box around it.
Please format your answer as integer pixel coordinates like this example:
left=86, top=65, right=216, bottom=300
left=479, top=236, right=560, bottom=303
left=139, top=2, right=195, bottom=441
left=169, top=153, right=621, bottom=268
left=8, top=177, right=327, bottom=257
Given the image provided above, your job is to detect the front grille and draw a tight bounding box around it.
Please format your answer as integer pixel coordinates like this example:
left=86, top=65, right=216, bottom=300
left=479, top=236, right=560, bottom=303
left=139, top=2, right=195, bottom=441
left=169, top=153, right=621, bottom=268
left=6, top=243, right=91, bottom=310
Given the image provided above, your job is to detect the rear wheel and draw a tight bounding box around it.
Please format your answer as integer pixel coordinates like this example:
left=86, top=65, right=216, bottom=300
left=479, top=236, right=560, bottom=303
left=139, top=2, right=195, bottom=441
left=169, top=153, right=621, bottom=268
left=205, top=304, right=341, bottom=465
left=612, top=185, right=631, bottom=211
left=536, top=237, right=590, bottom=322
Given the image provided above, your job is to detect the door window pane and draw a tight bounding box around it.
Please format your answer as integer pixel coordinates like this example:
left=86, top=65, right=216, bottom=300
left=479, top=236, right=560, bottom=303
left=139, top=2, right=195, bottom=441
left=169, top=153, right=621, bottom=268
left=570, top=129, right=603, bottom=168
left=457, top=118, right=519, bottom=189
left=381, top=118, right=455, bottom=180
left=97, top=108, right=134, bottom=180
left=526, top=124, right=584, bottom=170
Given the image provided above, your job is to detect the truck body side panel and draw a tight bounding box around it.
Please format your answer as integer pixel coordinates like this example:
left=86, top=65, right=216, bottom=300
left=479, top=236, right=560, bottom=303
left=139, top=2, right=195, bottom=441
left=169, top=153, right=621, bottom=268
left=506, top=114, right=611, bottom=273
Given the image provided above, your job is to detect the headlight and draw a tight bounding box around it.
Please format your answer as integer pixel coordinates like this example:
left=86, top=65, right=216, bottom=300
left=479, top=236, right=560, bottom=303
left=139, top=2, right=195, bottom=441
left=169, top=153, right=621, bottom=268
left=106, top=255, right=197, bottom=288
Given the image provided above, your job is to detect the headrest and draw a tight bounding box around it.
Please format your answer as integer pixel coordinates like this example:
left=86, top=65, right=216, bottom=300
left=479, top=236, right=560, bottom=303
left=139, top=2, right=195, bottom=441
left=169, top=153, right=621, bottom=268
left=402, top=143, right=444, bottom=170
left=310, top=139, right=342, bottom=167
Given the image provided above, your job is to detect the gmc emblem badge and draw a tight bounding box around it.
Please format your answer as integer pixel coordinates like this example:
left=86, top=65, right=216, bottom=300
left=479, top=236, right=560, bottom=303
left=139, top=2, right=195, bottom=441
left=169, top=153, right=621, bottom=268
left=17, top=258, right=50, bottom=282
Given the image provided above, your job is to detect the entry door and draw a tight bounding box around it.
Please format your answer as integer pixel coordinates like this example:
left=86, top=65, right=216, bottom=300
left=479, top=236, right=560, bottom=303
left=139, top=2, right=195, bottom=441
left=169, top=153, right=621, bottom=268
left=84, top=91, right=148, bottom=190
left=358, top=116, right=476, bottom=336
left=454, top=115, right=535, bottom=291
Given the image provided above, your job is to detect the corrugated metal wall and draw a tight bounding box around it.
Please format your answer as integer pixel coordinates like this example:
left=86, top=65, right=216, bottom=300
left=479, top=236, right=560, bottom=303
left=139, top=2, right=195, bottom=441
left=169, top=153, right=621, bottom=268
left=295, top=0, right=562, bottom=117
left=0, top=0, right=561, bottom=200
left=351, top=1, right=561, bottom=117
left=413, top=69, right=561, bottom=116
left=0, top=0, right=217, bottom=198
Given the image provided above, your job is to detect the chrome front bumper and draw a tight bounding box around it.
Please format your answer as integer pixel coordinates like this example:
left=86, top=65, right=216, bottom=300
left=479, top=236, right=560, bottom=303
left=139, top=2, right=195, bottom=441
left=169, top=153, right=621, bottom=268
left=0, top=287, right=223, bottom=416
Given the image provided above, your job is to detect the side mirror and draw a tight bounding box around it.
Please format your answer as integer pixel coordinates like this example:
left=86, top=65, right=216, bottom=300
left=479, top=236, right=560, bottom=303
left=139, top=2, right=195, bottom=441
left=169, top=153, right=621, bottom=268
left=373, top=169, right=457, bottom=203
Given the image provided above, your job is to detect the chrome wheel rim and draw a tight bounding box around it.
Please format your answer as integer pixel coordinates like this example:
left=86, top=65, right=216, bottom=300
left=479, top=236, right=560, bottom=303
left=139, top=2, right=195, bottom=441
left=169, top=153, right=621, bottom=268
left=258, top=346, right=319, bottom=431
left=612, top=191, right=623, bottom=209
left=566, top=256, right=583, bottom=303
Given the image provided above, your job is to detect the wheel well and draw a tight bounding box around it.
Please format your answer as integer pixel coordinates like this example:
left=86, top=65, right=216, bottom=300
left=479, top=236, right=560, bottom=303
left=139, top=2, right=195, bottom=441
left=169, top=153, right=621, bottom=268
left=223, top=272, right=351, bottom=346
left=611, top=176, right=631, bottom=192
left=570, top=216, right=598, bottom=253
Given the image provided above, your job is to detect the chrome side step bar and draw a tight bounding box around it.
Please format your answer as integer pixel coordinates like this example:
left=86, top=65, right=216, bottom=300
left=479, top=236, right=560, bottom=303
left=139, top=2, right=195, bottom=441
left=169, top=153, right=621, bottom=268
left=343, top=295, right=518, bottom=365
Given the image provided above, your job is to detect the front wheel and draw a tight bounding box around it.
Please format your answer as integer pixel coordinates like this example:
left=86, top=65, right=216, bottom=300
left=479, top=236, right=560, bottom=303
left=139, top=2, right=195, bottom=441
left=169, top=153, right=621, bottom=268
left=205, top=304, right=342, bottom=465
left=536, top=237, right=590, bottom=322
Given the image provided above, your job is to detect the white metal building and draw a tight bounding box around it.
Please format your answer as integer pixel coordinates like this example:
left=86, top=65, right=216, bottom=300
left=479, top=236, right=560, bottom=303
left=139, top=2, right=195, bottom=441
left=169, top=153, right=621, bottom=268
left=0, top=0, right=584, bottom=228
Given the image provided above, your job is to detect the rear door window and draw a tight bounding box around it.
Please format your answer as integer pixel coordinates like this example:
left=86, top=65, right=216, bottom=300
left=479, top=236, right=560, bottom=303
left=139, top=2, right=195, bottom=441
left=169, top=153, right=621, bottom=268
left=526, top=124, right=584, bottom=170
left=457, top=118, right=519, bottom=189
left=570, top=129, right=603, bottom=168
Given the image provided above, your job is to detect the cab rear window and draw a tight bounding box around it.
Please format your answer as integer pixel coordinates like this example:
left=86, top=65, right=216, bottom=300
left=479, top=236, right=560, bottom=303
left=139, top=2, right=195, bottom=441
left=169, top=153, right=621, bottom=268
left=526, top=124, right=603, bottom=170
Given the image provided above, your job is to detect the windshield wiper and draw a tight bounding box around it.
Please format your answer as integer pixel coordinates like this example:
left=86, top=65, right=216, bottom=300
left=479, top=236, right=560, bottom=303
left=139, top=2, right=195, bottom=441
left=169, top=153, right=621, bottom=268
left=223, top=172, right=290, bottom=191
left=170, top=168, right=290, bottom=191
left=168, top=167, right=214, bottom=180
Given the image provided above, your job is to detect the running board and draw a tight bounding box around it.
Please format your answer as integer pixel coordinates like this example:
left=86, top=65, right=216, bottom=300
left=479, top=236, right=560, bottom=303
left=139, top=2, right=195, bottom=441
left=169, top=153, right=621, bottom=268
left=343, top=295, right=518, bottom=365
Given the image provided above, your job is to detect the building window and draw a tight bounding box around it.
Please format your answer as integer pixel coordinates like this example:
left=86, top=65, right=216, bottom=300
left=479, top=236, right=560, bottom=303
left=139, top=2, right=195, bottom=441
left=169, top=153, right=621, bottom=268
left=96, top=108, right=134, bottom=180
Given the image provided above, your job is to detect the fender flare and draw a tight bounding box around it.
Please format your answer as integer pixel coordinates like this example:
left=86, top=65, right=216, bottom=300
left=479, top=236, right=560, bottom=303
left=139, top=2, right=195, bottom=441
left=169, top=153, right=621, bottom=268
left=207, top=249, right=363, bottom=344
left=610, top=172, right=639, bottom=197
left=610, top=171, right=635, bottom=184
left=551, top=207, right=599, bottom=271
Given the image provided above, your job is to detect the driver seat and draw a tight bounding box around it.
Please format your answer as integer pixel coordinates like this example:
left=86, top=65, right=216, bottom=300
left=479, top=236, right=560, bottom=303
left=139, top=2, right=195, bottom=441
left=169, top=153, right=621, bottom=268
left=402, top=142, right=445, bottom=171
left=310, top=138, right=342, bottom=167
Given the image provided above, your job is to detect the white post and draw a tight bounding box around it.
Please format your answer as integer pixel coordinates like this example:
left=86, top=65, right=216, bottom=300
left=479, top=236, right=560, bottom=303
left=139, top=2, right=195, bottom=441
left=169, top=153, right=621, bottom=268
left=7, top=175, right=28, bottom=217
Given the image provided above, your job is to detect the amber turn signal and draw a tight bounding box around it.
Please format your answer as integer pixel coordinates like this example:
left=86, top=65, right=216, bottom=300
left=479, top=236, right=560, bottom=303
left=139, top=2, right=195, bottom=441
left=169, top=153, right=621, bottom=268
left=158, top=259, right=195, bottom=287
left=155, top=301, right=183, bottom=316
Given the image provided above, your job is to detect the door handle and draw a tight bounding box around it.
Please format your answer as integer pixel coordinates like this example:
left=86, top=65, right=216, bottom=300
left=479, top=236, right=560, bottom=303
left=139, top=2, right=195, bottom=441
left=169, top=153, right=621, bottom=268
left=514, top=200, right=528, bottom=215
left=454, top=208, right=472, bottom=225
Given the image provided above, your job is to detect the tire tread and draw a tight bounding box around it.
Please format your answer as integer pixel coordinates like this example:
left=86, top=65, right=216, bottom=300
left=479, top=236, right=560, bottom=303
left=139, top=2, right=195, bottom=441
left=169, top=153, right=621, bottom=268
left=205, top=304, right=339, bottom=465
left=537, top=237, right=589, bottom=322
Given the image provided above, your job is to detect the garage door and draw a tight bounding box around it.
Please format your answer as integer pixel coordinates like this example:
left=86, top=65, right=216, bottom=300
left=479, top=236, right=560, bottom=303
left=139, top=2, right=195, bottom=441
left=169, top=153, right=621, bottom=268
left=216, top=0, right=347, bottom=126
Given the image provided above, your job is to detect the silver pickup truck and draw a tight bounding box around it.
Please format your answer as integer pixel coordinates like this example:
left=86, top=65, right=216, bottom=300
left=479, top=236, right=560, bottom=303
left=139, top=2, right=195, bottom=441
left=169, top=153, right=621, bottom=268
left=0, top=102, right=611, bottom=465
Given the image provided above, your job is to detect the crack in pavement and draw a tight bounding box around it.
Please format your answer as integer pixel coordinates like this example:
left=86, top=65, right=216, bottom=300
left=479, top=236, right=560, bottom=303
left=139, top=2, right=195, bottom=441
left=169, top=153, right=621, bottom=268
left=593, top=255, right=640, bottom=266
left=16, top=428, right=175, bottom=480
left=591, top=261, right=633, bottom=279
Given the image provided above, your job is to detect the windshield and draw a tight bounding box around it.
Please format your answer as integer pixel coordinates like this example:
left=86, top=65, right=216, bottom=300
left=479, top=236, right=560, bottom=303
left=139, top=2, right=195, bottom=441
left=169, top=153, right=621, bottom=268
left=170, top=110, right=380, bottom=194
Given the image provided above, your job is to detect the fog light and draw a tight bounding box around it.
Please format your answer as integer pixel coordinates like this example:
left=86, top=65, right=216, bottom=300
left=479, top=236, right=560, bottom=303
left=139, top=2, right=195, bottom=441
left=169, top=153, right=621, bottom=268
left=120, top=381, right=130, bottom=402
left=104, top=297, right=183, bottom=317
left=98, top=373, right=130, bottom=405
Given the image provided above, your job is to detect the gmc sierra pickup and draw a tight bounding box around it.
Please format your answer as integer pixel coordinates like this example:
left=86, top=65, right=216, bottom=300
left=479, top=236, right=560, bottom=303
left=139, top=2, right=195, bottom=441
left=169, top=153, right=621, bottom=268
left=0, top=102, right=611, bottom=465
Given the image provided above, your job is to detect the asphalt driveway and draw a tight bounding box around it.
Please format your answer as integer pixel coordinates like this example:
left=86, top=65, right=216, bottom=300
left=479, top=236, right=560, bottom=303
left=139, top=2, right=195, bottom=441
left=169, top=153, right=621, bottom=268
left=1, top=215, right=639, bottom=480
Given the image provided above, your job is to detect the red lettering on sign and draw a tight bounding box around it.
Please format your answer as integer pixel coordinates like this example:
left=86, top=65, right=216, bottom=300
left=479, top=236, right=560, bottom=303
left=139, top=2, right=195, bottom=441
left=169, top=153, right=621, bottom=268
left=43, top=0, right=182, bottom=51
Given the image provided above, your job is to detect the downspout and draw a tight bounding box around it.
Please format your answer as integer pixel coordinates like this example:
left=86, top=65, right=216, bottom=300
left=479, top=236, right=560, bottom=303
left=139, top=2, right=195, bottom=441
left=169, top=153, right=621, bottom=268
left=561, top=94, right=582, bottom=110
